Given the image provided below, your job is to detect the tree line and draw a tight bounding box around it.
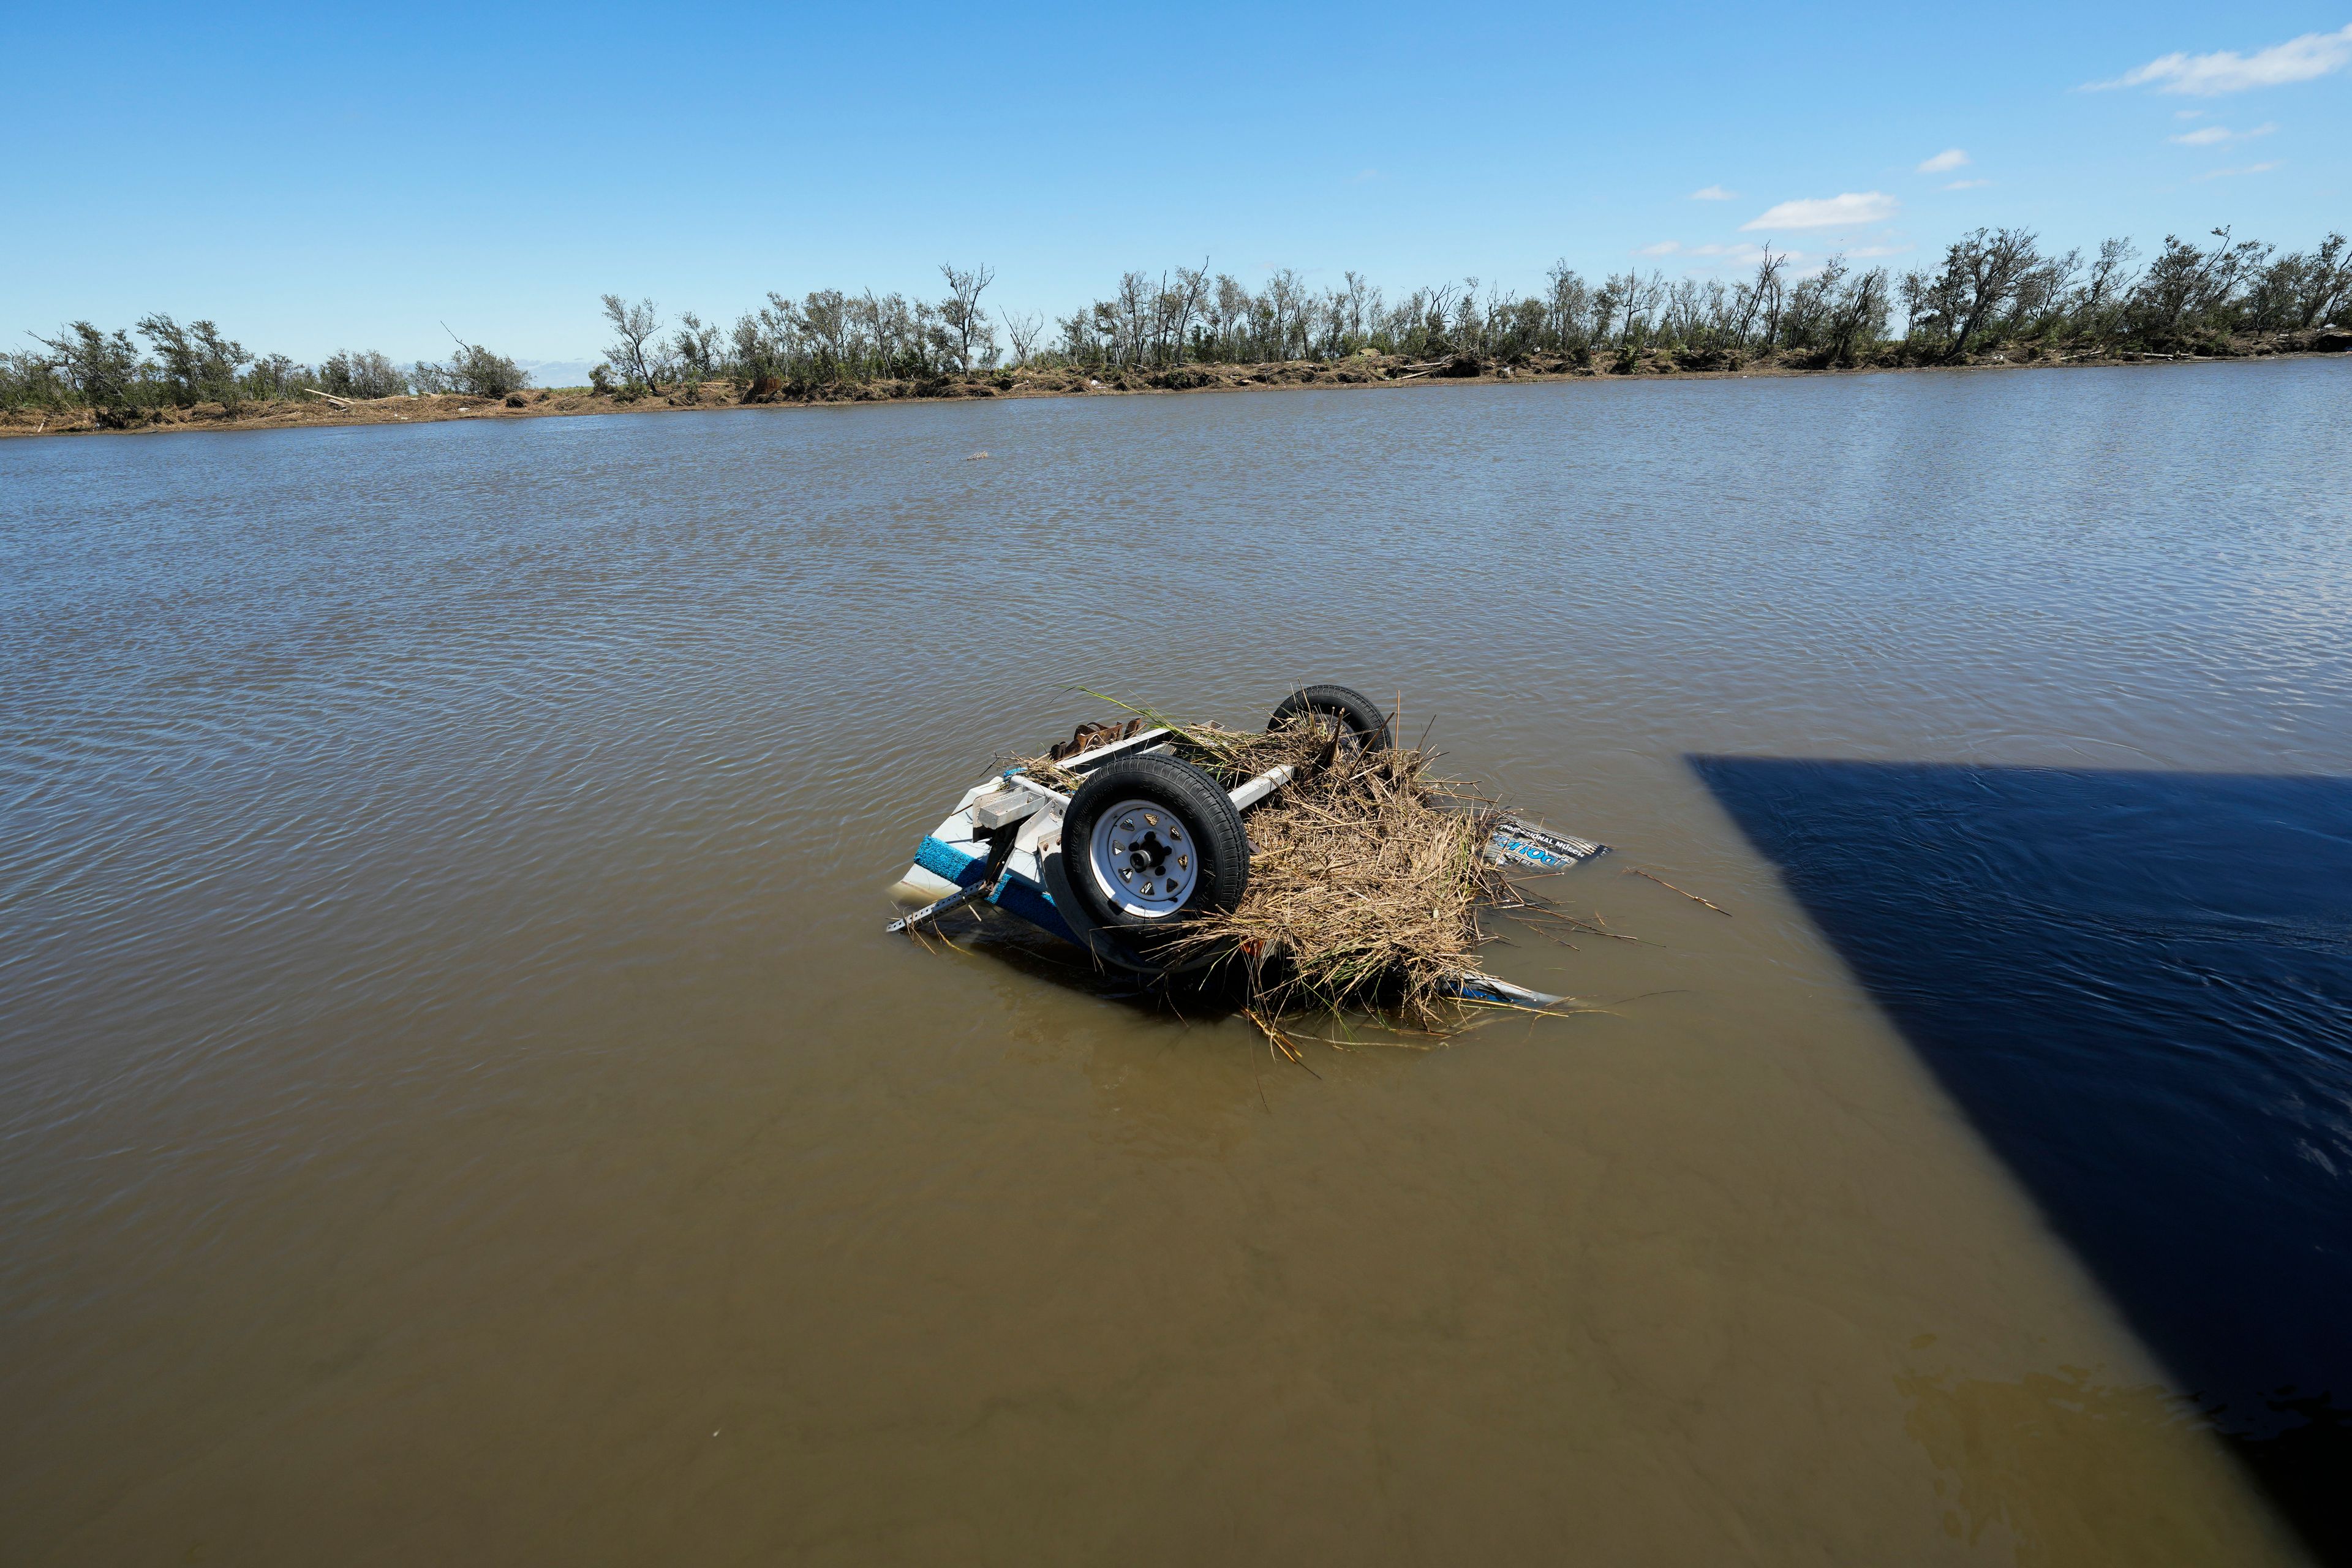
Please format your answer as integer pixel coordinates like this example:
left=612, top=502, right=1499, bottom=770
left=589, top=265, right=1005, bottom=398
left=1, top=320, right=529, bottom=424
left=1039, top=227, right=2347, bottom=373
left=7, top=227, right=2346, bottom=418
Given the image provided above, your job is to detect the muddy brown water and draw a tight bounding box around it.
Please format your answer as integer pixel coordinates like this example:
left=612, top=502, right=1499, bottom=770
left=4, top=363, right=2349, bottom=1564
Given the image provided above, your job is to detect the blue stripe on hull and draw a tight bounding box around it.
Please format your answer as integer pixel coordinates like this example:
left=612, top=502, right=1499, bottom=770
left=914, top=835, right=1079, bottom=944
left=991, top=872, right=1078, bottom=944
left=916, top=835, right=988, bottom=887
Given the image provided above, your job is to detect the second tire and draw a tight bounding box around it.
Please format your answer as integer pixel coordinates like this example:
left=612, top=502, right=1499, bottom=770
left=1267, top=683, right=1392, bottom=751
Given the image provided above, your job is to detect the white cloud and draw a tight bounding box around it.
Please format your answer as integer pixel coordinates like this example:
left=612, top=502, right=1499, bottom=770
left=1740, top=191, right=1899, bottom=230
left=2091, top=23, right=2352, bottom=95
left=1847, top=244, right=1913, bottom=258
left=2173, top=108, right=2206, bottom=119
left=1635, top=240, right=1681, bottom=256
left=1689, top=184, right=1737, bottom=200
left=1942, top=178, right=1992, bottom=190
left=2169, top=121, right=2277, bottom=145
left=2195, top=160, right=2283, bottom=180
left=1917, top=148, right=1970, bottom=173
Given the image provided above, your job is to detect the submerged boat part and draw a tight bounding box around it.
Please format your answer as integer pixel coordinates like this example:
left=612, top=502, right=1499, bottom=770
left=887, top=691, right=1607, bottom=1012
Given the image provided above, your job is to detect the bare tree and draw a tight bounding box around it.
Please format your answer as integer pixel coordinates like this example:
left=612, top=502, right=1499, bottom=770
left=1455, top=277, right=1487, bottom=355
left=1597, top=271, right=1664, bottom=347
left=1750, top=248, right=1787, bottom=347
left=938, top=262, right=995, bottom=373
left=1004, top=310, right=1044, bottom=366
left=800, top=289, right=856, bottom=375
left=911, top=298, right=946, bottom=369
left=1264, top=269, right=1310, bottom=359
left=1422, top=280, right=1461, bottom=345
left=1223, top=277, right=1261, bottom=364
left=1340, top=270, right=1374, bottom=347
left=1660, top=278, right=1707, bottom=346
left=1780, top=256, right=1848, bottom=350
left=1148, top=271, right=1181, bottom=364
left=1543, top=260, right=1590, bottom=347
left=2002, top=247, right=2081, bottom=339
left=1055, top=307, right=1099, bottom=364
left=1166, top=260, right=1210, bottom=363
left=1825, top=267, right=1891, bottom=364
left=2291, top=233, right=2351, bottom=327
left=671, top=311, right=723, bottom=384
left=601, top=295, right=665, bottom=390
left=860, top=290, right=929, bottom=375
left=1089, top=273, right=1149, bottom=367
left=1924, top=228, right=2042, bottom=360
left=2072, top=238, right=2138, bottom=334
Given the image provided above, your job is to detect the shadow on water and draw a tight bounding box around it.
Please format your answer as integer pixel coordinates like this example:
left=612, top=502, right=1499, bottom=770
left=1693, top=758, right=2352, bottom=1562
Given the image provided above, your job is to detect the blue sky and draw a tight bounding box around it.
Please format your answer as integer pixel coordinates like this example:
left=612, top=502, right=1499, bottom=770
left=4, top=1, right=2347, bottom=365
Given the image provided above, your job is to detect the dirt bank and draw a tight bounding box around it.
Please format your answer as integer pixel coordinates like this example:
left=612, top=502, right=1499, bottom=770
left=5, top=333, right=2345, bottom=440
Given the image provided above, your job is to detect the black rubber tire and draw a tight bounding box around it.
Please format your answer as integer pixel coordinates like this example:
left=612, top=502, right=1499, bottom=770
left=1268, top=684, right=1392, bottom=750
left=1060, top=755, right=1250, bottom=930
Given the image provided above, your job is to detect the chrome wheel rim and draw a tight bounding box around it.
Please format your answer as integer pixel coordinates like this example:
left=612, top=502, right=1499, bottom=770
left=1087, top=799, right=1199, bottom=919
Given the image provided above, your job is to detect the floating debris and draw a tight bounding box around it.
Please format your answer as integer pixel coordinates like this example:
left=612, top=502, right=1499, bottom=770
left=886, top=685, right=1608, bottom=1033
left=1623, top=867, right=1732, bottom=915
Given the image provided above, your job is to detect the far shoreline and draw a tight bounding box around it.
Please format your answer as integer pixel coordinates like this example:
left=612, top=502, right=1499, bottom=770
left=4, top=339, right=2344, bottom=442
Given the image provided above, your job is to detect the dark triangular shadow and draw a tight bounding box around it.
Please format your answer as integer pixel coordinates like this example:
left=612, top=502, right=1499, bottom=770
left=1692, top=756, right=2352, bottom=1563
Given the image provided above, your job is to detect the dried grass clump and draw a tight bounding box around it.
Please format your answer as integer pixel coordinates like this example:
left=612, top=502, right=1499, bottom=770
left=1006, top=712, right=1323, bottom=793
left=1172, top=740, right=1528, bottom=1027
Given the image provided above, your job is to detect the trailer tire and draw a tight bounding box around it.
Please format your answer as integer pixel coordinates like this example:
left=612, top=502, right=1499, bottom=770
left=1061, top=755, right=1249, bottom=930
left=1268, top=684, right=1392, bottom=751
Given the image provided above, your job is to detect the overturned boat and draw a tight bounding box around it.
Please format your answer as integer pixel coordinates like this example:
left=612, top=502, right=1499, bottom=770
left=889, top=684, right=1605, bottom=1012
